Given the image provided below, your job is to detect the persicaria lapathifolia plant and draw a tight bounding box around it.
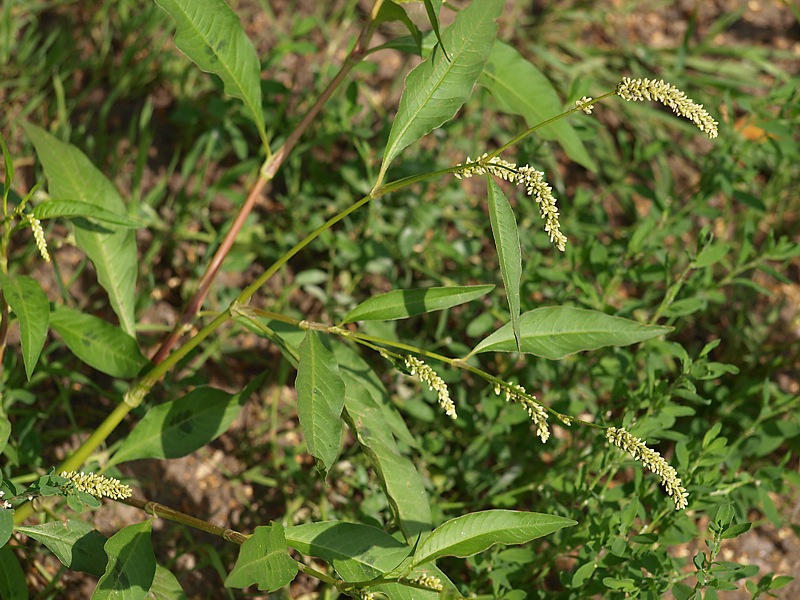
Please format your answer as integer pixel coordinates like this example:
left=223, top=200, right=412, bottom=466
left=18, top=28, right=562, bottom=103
left=2, top=1, right=748, bottom=597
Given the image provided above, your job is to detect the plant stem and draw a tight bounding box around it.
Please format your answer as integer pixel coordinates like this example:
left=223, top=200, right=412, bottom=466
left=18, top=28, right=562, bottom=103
left=122, top=496, right=249, bottom=545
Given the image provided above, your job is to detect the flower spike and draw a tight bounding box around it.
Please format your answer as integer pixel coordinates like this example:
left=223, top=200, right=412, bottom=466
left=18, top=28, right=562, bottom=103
left=61, top=471, right=133, bottom=500
left=456, top=153, right=567, bottom=251
left=495, top=383, right=550, bottom=443
left=404, top=355, right=457, bottom=419
left=615, top=77, right=719, bottom=139
left=605, top=427, right=689, bottom=510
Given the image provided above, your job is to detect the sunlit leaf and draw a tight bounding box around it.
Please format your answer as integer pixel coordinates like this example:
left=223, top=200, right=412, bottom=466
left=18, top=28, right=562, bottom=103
left=378, top=0, right=503, bottom=182
left=487, top=179, right=521, bottom=349
left=471, top=306, right=672, bottom=359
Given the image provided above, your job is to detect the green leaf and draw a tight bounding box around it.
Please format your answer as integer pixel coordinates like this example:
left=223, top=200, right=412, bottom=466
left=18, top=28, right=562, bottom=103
left=33, top=200, right=142, bottom=229
left=297, top=331, right=346, bottom=478
left=342, top=284, right=494, bottom=323
left=0, top=546, right=27, bottom=600
left=478, top=41, right=597, bottom=172
left=410, top=510, right=576, bottom=568
left=0, top=508, right=12, bottom=548
left=0, top=274, right=49, bottom=380
left=93, top=521, right=156, bottom=600
left=149, top=565, right=187, bottom=599
left=487, top=179, right=521, bottom=350
left=333, top=339, right=416, bottom=449
left=109, top=381, right=260, bottom=465
left=470, top=306, right=672, bottom=359
left=335, top=344, right=431, bottom=542
left=17, top=520, right=108, bottom=576
left=342, top=386, right=432, bottom=543
left=225, top=524, right=298, bottom=591
left=21, top=122, right=138, bottom=337
left=154, top=0, right=267, bottom=150
left=375, top=1, right=422, bottom=55
left=286, top=521, right=411, bottom=582
left=49, top=304, right=148, bottom=378
left=377, top=0, right=503, bottom=182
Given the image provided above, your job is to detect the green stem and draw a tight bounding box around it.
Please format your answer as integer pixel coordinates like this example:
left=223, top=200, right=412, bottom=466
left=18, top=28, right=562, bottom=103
left=488, top=90, right=617, bottom=159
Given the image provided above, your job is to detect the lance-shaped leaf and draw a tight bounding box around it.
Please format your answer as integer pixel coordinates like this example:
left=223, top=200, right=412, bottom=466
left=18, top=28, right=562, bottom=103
left=109, top=380, right=261, bottom=466
left=22, top=122, right=138, bottom=337
left=225, top=524, right=298, bottom=591
left=0, top=274, right=49, bottom=380
left=17, top=520, right=108, bottom=577
left=297, top=331, right=346, bottom=478
left=342, top=284, right=494, bottom=323
left=335, top=343, right=431, bottom=541
left=470, top=306, right=672, bottom=359
left=411, top=510, right=576, bottom=568
left=94, top=521, right=156, bottom=600
left=487, top=179, right=522, bottom=350
left=34, top=199, right=142, bottom=229
left=478, top=41, right=597, bottom=172
left=377, top=0, right=503, bottom=183
left=155, top=0, right=267, bottom=150
left=286, top=521, right=411, bottom=582
left=49, top=304, right=148, bottom=378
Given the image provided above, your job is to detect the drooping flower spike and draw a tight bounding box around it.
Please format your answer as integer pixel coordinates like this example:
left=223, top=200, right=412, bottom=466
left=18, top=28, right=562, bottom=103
left=495, top=383, right=550, bottom=443
left=456, top=154, right=567, bottom=251
left=404, top=355, right=457, bottom=419
left=605, top=427, right=689, bottom=510
left=616, top=77, right=719, bottom=139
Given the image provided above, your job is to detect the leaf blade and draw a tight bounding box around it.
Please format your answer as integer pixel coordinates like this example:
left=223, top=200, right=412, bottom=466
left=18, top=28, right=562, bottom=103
left=225, top=524, right=298, bottom=591
left=17, top=520, right=108, bottom=577
left=471, top=306, right=672, bottom=359
left=34, top=199, right=143, bottom=229
left=297, top=331, right=346, bottom=478
left=411, top=510, right=576, bottom=568
left=155, top=0, right=267, bottom=149
left=286, top=521, right=410, bottom=582
left=378, top=0, right=503, bottom=181
left=49, top=304, right=148, bottom=378
left=0, top=274, right=49, bottom=380
left=22, top=122, right=138, bottom=336
left=487, top=179, right=522, bottom=350
left=93, top=521, right=156, bottom=600
left=109, top=383, right=258, bottom=465
left=342, top=284, right=494, bottom=323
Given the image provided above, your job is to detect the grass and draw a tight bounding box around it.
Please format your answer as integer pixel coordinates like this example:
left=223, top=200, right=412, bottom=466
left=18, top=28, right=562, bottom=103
left=2, top=0, right=799, bottom=598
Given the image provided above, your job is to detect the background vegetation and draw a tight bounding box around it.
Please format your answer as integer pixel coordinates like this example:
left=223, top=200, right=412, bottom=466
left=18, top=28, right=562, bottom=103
left=1, top=0, right=799, bottom=598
